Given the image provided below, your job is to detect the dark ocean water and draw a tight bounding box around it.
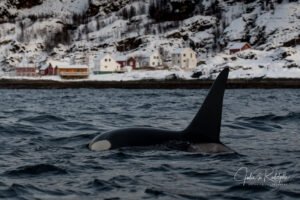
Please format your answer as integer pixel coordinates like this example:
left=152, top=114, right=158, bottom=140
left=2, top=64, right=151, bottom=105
left=0, top=89, right=299, bottom=200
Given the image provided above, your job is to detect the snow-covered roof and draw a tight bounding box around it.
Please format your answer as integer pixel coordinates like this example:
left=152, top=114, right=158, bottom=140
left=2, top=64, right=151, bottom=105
left=17, top=63, right=36, bottom=68
left=40, top=64, right=49, bottom=70
left=228, top=42, right=250, bottom=50
left=47, top=60, right=70, bottom=67
left=172, top=48, right=193, bottom=54
left=172, top=48, right=185, bottom=54
left=134, top=50, right=160, bottom=58
left=114, top=54, right=128, bottom=61
left=94, top=52, right=113, bottom=61
left=57, top=64, right=89, bottom=69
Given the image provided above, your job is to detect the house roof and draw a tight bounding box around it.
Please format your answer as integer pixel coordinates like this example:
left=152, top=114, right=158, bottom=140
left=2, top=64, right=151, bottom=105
left=40, top=64, right=50, bottom=70
left=93, top=53, right=119, bottom=62
left=47, top=60, right=70, bottom=68
left=17, top=63, right=36, bottom=68
left=172, top=48, right=185, bottom=54
left=114, top=54, right=128, bottom=61
left=57, top=64, right=89, bottom=69
left=133, top=50, right=161, bottom=59
left=171, top=47, right=193, bottom=54
left=228, top=42, right=250, bottom=49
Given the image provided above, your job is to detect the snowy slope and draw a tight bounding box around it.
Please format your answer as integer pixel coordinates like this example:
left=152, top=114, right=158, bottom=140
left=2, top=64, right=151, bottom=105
left=0, top=0, right=299, bottom=79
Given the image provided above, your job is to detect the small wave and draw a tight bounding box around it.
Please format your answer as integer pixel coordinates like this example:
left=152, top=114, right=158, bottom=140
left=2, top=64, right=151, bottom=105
left=147, top=164, right=177, bottom=172
left=100, top=151, right=134, bottom=160
left=271, top=112, right=300, bottom=122
left=237, top=112, right=300, bottom=122
left=237, top=114, right=276, bottom=122
left=61, top=121, right=97, bottom=131
left=224, top=124, right=247, bottom=130
left=277, top=189, right=300, bottom=199
left=145, top=188, right=166, bottom=197
left=225, top=184, right=272, bottom=193
left=0, top=184, right=21, bottom=198
left=181, top=171, right=216, bottom=178
left=134, top=93, right=160, bottom=98
left=3, top=109, right=28, bottom=115
left=0, top=123, right=40, bottom=136
left=135, top=103, right=153, bottom=109
left=87, top=176, right=136, bottom=192
left=234, top=121, right=281, bottom=132
left=50, top=133, right=93, bottom=145
left=173, top=92, right=190, bottom=98
left=109, top=175, right=138, bottom=185
left=5, top=164, right=67, bottom=176
left=19, top=114, right=66, bottom=123
left=87, top=179, right=120, bottom=192
left=1, top=183, right=68, bottom=199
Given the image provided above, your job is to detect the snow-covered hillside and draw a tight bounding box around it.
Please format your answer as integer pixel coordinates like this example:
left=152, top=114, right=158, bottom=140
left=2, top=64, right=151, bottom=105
left=0, top=0, right=299, bottom=79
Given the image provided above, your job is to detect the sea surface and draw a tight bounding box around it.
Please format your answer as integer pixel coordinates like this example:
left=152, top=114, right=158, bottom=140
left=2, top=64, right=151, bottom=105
left=0, top=89, right=299, bottom=200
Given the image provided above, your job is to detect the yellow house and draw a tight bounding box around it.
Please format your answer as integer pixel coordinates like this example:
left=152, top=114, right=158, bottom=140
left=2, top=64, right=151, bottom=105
left=57, top=65, right=89, bottom=79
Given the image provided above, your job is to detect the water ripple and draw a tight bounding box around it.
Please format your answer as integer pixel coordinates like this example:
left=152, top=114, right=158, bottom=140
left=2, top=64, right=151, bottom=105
left=0, top=89, right=299, bottom=199
left=5, top=164, right=68, bottom=177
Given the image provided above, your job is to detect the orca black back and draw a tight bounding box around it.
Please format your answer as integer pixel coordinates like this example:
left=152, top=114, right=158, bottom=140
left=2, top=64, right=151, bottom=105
left=89, top=68, right=230, bottom=151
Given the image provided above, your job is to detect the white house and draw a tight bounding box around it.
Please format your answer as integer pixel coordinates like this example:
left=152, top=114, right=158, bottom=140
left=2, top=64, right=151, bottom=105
left=149, top=51, right=163, bottom=67
left=171, top=48, right=197, bottom=69
left=93, top=53, right=121, bottom=73
left=136, top=51, right=163, bottom=68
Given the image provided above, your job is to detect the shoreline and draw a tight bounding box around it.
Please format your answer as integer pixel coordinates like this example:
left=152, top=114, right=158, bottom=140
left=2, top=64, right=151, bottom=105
left=0, top=78, right=300, bottom=89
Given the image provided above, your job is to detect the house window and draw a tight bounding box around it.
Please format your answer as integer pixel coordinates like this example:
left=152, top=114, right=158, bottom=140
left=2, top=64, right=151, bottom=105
left=105, top=66, right=107, bottom=68
left=105, top=59, right=107, bottom=62
left=183, top=54, right=186, bottom=57
left=152, top=62, right=155, bottom=65
left=109, top=59, right=111, bottom=62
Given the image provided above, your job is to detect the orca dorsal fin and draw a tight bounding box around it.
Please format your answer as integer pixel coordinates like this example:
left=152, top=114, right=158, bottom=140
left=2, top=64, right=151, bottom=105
left=184, top=67, right=229, bottom=143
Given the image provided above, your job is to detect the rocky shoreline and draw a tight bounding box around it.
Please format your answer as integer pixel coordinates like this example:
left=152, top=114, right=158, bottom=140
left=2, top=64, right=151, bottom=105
left=0, top=78, right=300, bottom=89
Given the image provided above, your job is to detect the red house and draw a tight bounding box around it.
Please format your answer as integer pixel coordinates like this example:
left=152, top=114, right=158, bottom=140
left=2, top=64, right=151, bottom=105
left=115, top=55, right=137, bottom=70
left=127, top=57, right=137, bottom=69
left=40, top=63, right=58, bottom=76
left=15, top=64, right=38, bottom=77
left=228, top=42, right=251, bottom=54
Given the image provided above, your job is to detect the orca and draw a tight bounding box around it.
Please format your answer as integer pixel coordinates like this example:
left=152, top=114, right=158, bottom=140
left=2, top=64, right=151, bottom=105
left=89, top=68, right=234, bottom=153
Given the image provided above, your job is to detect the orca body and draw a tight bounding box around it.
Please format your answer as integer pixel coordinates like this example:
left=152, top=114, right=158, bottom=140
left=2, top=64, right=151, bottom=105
left=89, top=68, right=233, bottom=153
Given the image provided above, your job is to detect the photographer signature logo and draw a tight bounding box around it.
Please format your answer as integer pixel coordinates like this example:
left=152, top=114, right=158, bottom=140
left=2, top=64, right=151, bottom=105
left=234, top=167, right=290, bottom=186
